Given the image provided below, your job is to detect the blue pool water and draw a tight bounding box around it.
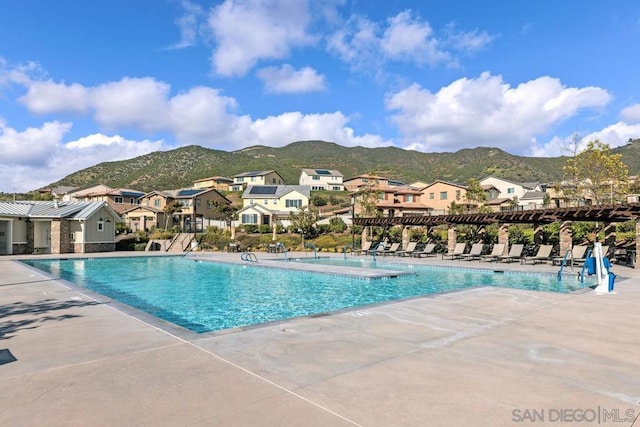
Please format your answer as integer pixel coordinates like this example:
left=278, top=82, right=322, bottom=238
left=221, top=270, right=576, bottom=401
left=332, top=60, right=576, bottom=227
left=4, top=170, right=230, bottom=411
left=22, top=256, right=586, bottom=333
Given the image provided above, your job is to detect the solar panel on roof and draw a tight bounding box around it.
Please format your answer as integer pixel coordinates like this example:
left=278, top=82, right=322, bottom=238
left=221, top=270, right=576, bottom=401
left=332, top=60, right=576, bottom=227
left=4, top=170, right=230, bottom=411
left=315, top=169, right=331, bottom=175
left=178, top=189, right=201, bottom=196
left=249, top=186, right=278, bottom=195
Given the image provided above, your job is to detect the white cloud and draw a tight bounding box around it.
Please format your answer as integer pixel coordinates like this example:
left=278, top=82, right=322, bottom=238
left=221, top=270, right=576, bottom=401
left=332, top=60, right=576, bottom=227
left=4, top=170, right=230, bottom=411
left=256, top=64, right=326, bottom=93
left=0, top=120, right=72, bottom=166
left=621, top=104, right=640, bottom=123
left=207, top=0, right=315, bottom=76
left=167, top=0, right=204, bottom=50
left=0, top=121, right=164, bottom=193
left=19, top=80, right=90, bottom=114
left=386, top=72, right=611, bottom=155
left=91, top=77, right=172, bottom=131
left=381, top=11, right=449, bottom=65
left=249, top=111, right=389, bottom=149
left=327, top=11, right=495, bottom=72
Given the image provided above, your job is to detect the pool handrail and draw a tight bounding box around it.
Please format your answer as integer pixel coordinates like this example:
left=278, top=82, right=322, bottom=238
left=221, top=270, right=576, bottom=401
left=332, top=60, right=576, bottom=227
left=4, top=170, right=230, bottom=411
left=557, top=250, right=570, bottom=282
left=305, top=242, right=318, bottom=259
left=578, top=248, right=592, bottom=287
left=275, top=242, right=289, bottom=261
left=371, top=242, right=385, bottom=262
left=342, top=243, right=356, bottom=260
left=240, top=252, right=258, bottom=263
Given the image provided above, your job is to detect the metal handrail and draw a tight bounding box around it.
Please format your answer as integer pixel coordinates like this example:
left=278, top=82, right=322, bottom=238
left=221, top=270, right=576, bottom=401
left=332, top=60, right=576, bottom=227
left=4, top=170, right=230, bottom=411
left=240, top=252, right=258, bottom=263
left=305, top=243, right=317, bottom=259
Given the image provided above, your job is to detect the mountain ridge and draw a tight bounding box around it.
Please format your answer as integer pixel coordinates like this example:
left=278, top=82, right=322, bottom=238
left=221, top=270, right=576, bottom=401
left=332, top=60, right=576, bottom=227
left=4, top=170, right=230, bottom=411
left=47, top=139, right=640, bottom=192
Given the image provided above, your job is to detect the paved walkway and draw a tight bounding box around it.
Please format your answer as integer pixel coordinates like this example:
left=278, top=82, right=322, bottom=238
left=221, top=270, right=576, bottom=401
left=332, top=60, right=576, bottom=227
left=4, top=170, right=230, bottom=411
left=1, top=252, right=639, bottom=426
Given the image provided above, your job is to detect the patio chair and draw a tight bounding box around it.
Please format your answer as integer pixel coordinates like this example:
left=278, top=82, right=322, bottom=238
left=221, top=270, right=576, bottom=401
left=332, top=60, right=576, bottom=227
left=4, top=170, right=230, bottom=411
left=396, top=241, right=418, bottom=257
left=497, top=244, right=524, bottom=263
left=552, top=245, right=587, bottom=266
left=442, top=242, right=467, bottom=260
left=381, top=242, right=401, bottom=256
left=411, top=243, right=437, bottom=258
left=522, top=245, right=554, bottom=264
left=355, top=241, right=372, bottom=255
left=480, top=244, right=505, bottom=262
left=367, top=242, right=388, bottom=255
left=460, top=243, right=484, bottom=261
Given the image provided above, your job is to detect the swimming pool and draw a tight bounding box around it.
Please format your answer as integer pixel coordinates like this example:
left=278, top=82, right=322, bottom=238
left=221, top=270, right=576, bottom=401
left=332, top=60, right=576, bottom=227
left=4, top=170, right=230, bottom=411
left=22, top=256, right=585, bottom=334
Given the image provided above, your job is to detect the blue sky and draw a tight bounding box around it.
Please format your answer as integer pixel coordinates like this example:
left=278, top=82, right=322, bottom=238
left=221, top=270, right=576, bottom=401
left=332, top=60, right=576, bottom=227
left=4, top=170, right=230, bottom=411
left=1, top=0, right=640, bottom=192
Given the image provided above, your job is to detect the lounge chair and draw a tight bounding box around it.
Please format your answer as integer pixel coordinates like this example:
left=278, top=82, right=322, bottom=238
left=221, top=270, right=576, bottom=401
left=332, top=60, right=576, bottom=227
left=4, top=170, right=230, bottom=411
left=460, top=243, right=484, bottom=261
left=552, top=245, right=587, bottom=266
left=368, top=242, right=387, bottom=255
left=522, top=245, right=554, bottom=264
left=480, top=244, right=505, bottom=262
left=443, top=242, right=467, bottom=260
left=355, top=241, right=372, bottom=255
left=381, top=242, right=401, bottom=256
left=411, top=243, right=437, bottom=258
left=497, top=244, right=524, bottom=263
left=396, top=241, right=418, bottom=257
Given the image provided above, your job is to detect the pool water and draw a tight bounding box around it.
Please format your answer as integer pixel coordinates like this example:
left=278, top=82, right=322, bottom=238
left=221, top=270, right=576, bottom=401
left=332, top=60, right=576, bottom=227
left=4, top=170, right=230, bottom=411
left=22, top=256, right=586, bottom=333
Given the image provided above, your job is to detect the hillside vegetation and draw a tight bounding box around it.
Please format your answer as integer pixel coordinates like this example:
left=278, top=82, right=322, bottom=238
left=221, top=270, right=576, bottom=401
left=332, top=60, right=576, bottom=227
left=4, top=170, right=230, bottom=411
left=47, top=139, right=640, bottom=192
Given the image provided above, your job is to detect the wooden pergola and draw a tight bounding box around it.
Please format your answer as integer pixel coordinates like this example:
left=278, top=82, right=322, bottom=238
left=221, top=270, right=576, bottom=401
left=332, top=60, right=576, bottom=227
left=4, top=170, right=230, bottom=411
left=353, top=203, right=640, bottom=267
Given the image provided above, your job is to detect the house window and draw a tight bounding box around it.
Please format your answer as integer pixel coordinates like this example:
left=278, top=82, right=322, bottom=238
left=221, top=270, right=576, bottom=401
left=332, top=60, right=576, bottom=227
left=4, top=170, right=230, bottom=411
left=241, top=214, right=258, bottom=224
left=272, top=178, right=276, bottom=184
left=251, top=176, right=256, bottom=182
left=362, top=178, right=369, bottom=183
left=154, top=199, right=160, bottom=207
left=114, top=196, right=123, bottom=204
left=312, top=186, right=324, bottom=191
left=69, top=233, right=75, bottom=242
left=249, top=199, right=254, bottom=205
left=264, top=199, right=268, bottom=205
left=507, top=187, right=515, bottom=194
left=237, top=177, right=244, bottom=183
left=129, top=198, right=135, bottom=204
left=440, top=192, right=448, bottom=200
left=286, top=199, right=302, bottom=208
left=406, top=194, right=413, bottom=202
left=455, top=190, right=461, bottom=200
left=312, top=176, right=320, bottom=180
left=429, top=192, right=434, bottom=200
left=332, top=186, right=341, bottom=191
left=97, top=221, right=104, bottom=231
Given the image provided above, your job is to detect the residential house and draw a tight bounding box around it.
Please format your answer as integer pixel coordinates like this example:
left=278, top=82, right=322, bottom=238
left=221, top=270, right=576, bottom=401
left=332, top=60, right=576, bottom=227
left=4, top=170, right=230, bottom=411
left=299, top=169, right=344, bottom=191
left=130, top=188, right=232, bottom=231
left=343, top=174, right=391, bottom=192
left=230, top=171, right=284, bottom=191
left=352, top=185, right=431, bottom=217
left=192, top=176, right=233, bottom=191
left=0, top=200, right=119, bottom=255
left=67, top=185, right=144, bottom=215
left=237, top=185, right=310, bottom=226
left=479, top=176, right=541, bottom=201
left=418, top=180, right=475, bottom=215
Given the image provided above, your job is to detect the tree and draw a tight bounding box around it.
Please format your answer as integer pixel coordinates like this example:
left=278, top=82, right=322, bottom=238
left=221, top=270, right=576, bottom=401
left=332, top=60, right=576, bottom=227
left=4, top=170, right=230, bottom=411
left=288, top=206, right=318, bottom=239
left=465, top=178, right=487, bottom=211
left=163, top=201, right=183, bottom=229
left=562, top=140, right=629, bottom=205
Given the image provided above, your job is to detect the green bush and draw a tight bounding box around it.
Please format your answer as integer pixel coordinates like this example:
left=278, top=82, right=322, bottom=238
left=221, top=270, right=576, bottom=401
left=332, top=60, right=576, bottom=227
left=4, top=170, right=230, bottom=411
left=311, top=194, right=328, bottom=206
left=243, top=224, right=259, bottom=233
left=258, top=224, right=271, bottom=233
left=329, top=217, right=347, bottom=233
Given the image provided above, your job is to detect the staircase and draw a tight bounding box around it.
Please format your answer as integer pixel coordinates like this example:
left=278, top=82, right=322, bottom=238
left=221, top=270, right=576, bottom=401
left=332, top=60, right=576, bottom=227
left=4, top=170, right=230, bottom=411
left=166, top=233, right=194, bottom=252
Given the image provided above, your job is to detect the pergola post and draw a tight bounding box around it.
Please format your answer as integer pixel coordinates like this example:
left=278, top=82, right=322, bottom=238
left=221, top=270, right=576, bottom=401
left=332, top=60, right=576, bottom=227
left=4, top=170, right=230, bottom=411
left=477, top=225, right=486, bottom=244
left=498, top=223, right=509, bottom=255
left=533, top=223, right=544, bottom=245
left=559, top=221, right=573, bottom=256
left=401, top=226, right=410, bottom=250
left=633, top=218, right=640, bottom=268
left=604, top=223, right=616, bottom=253
left=361, top=227, right=369, bottom=245
left=447, top=224, right=457, bottom=254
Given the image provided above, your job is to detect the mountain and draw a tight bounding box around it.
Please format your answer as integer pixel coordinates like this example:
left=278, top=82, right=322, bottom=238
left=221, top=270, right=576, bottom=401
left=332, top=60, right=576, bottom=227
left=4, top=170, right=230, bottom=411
left=47, top=139, right=640, bottom=192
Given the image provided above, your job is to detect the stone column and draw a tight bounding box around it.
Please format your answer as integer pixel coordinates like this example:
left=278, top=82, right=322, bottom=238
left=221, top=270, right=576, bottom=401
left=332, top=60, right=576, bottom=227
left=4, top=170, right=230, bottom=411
left=51, top=219, right=71, bottom=254
left=477, top=225, right=485, bottom=243
left=26, top=220, right=34, bottom=254
left=447, top=225, right=457, bottom=254
left=498, top=223, right=509, bottom=255
left=361, top=227, right=369, bottom=244
left=603, top=223, right=616, bottom=250
left=533, top=223, right=544, bottom=245
left=635, top=220, right=640, bottom=269
left=559, top=221, right=573, bottom=257
left=401, top=226, right=410, bottom=250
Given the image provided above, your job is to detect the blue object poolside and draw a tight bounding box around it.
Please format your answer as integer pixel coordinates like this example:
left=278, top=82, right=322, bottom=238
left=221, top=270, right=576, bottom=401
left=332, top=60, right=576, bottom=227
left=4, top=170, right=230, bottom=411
left=22, top=256, right=588, bottom=334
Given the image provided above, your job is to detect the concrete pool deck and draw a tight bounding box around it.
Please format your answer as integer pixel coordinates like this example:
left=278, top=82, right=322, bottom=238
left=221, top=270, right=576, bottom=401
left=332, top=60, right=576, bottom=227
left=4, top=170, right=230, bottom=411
left=1, top=251, right=639, bottom=426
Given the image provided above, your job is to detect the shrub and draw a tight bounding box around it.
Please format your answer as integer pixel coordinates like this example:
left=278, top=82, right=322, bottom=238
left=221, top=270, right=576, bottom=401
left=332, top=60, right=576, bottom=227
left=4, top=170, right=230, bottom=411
left=328, top=217, right=347, bottom=233
left=258, top=224, right=271, bottom=233
left=243, top=224, right=259, bottom=233
left=311, top=194, right=328, bottom=206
